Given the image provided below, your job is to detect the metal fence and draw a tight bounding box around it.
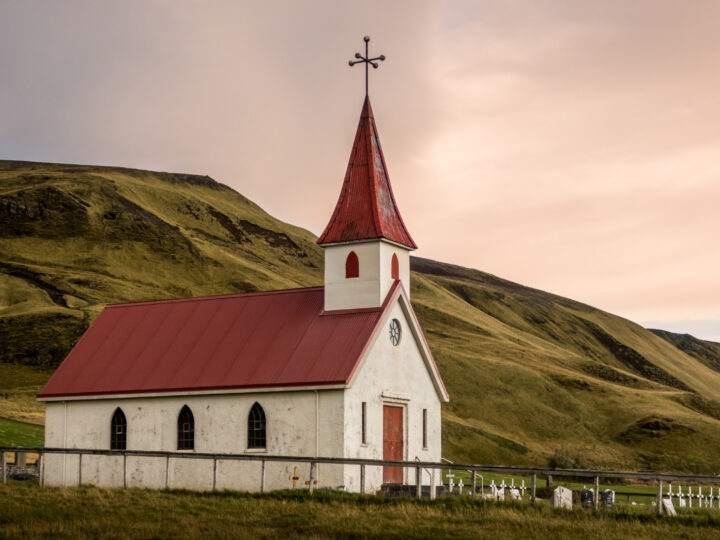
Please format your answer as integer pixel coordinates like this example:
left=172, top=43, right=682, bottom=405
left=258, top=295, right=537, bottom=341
left=3, top=446, right=720, bottom=512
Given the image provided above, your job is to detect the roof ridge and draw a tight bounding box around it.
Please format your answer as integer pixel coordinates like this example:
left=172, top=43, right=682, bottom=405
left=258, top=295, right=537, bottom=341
left=105, top=286, right=324, bottom=309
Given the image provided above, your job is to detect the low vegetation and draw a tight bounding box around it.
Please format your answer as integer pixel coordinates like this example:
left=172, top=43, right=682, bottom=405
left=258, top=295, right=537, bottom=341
left=1, top=482, right=719, bottom=539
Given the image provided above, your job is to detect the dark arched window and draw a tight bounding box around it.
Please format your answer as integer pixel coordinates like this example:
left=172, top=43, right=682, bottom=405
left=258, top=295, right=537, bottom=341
left=177, top=405, right=194, bottom=450
left=391, top=253, right=399, bottom=280
left=248, top=402, right=266, bottom=449
left=345, top=251, right=359, bottom=278
left=110, top=408, right=126, bottom=450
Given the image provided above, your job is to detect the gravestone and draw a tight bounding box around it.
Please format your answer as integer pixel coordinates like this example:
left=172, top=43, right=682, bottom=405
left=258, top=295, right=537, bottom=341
left=580, top=487, right=594, bottom=508
left=601, top=489, right=615, bottom=510
left=678, top=497, right=686, bottom=508
left=509, top=488, right=521, bottom=501
left=446, top=472, right=455, bottom=493
left=662, top=498, right=677, bottom=516
left=551, top=486, right=573, bottom=510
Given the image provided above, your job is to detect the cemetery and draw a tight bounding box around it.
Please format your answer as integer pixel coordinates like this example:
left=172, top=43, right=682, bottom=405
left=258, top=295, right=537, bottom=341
left=3, top=445, right=720, bottom=519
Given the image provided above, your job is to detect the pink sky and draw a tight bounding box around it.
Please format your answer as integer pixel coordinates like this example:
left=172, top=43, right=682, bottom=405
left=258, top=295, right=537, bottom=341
left=1, top=1, right=718, bottom=340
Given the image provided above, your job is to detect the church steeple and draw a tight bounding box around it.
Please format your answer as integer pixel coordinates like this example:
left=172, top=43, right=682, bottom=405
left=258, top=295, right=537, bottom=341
left=318, top=96, right=416, bottom=249
left=320, top=37, right=415, bottom=312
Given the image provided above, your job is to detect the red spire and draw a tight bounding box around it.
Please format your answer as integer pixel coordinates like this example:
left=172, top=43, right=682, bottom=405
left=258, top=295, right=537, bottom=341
left=318, top=97, right=417, bottom=249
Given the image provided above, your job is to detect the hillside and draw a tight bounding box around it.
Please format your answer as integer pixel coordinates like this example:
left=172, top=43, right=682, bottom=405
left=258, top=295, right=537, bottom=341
left=2, top=160, right=720, bottom=472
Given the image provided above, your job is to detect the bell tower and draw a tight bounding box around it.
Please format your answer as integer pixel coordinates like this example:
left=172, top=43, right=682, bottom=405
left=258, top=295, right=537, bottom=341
left=318, top=96, right=416, bottom=311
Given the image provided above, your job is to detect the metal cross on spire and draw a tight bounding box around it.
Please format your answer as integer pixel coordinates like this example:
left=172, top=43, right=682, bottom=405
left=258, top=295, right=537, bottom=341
left=348, top=36, right=385, bottom=96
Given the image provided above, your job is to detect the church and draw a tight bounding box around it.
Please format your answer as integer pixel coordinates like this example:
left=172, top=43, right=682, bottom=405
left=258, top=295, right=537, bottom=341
left=38, top=92, right=449, bottom=493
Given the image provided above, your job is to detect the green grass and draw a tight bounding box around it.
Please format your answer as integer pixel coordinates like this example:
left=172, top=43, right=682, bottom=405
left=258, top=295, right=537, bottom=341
left=0, top=417, right=43, bottom=447
left=1, top=482, right=719, bottom=539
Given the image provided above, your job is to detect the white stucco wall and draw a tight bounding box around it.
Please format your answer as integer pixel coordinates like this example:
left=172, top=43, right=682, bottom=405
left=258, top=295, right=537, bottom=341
left=43, top=389, right=345, bottom=491
left=323, top=240, right=411, bottom=311
left=342, top=295, right=443, bottom=493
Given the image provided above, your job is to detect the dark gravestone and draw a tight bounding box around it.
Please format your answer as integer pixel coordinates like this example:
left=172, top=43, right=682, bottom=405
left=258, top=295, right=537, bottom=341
left=601, top=489, right=615, bottom=510
left=581, top=487, right=594, bottom=508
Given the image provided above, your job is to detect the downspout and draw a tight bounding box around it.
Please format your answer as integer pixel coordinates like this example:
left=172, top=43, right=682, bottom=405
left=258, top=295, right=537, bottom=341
left=315, top=390, right=320, bottom=486
left=62, top=401, right=68, bottom=485
left=315, top=390, right=319, bottom=458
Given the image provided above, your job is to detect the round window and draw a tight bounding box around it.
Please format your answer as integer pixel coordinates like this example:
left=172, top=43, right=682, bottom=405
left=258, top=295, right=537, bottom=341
left=389, top=319, right=401, bottom=346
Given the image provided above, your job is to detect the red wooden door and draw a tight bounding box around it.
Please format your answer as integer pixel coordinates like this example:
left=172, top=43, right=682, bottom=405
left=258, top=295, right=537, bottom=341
left=383, top=405, right=404, bottom=484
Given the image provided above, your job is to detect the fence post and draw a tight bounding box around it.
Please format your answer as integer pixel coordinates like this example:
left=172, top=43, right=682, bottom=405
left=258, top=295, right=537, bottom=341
left=360, top=464, right=365, bottom=495
left=38, top=452, right=43, bottom=487
left=471, top=471, right=477, bottom=498
left=594, top=476, right=599, bottom=510
left=165, top=455, right=169, bottom=490
left=212, top=457, right=217, bottom=491
left=657, top=479, right=663, bottom=515
left=1, top=452, right=6, bottom=484
left=260, top=460, right=266, bottom=494
left=415, top=466, right=422, bottom=498
left=531, top=474, right=537, bottom=503
left=123, top=454, right=127, bottom=489
left=430, top=468, right=436, bottom=500
left=547, top=474, right=553, bottom=488
left=308, top=462, right=316, bottom=495
left=78, top=453, right=83, bottom=487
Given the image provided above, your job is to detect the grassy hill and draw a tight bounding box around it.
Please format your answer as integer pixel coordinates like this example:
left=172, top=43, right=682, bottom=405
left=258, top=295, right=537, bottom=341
left=2, top=160, right=720, bottom=473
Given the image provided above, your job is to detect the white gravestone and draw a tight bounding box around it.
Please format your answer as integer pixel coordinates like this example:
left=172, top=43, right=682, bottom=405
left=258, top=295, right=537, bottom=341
left=662, top=498, right=677, bottom=516
left=551, top=486, right=573, bottom=510
left=509, top=488, right=521, bottom=501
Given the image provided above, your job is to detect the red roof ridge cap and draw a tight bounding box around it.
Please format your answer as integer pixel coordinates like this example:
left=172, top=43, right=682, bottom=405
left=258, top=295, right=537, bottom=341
left=105, top=286, right=325, bottom=309
left=320, top=306, right=383, bottom=316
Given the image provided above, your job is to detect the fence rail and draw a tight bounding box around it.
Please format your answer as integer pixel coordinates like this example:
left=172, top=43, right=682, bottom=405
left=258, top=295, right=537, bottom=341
left=3, top=445, right=720, bottom=511
left=2, top=446, right=719, bottom=483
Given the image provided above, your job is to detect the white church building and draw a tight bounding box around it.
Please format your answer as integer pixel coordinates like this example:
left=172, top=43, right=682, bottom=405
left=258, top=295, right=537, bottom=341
left=38, top=96, right=449, bottom=493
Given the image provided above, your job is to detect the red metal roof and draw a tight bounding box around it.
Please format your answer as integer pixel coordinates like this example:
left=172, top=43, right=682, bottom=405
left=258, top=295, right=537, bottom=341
left=38, top=287, right=386, bottom=398
left=317, top=97, right=417, bottom=249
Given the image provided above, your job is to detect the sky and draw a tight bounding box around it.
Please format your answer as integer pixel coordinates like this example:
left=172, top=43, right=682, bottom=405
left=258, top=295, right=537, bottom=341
left=1, top=1, right=719, bottom=340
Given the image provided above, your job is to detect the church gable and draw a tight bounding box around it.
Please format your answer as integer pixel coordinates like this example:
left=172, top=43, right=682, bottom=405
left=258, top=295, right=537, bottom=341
left=347, top=282, right=449, bottom=403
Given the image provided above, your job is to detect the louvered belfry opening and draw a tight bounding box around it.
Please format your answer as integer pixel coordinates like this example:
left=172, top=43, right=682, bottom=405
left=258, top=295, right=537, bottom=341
left=177, top=405, right=194, bottom=450
left=110, top=407, right=127, bottom=450
left=248, top=402, right=266, bottom=449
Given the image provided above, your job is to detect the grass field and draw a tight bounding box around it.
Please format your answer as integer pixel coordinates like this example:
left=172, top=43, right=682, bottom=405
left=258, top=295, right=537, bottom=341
left=1, top=482, right=719, bottom=539
left=0, top=418, right=43, bottom=447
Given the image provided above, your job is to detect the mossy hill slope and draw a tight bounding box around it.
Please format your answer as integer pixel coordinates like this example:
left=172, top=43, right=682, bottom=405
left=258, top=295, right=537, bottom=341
left=2, top=160, right=720, bottom=473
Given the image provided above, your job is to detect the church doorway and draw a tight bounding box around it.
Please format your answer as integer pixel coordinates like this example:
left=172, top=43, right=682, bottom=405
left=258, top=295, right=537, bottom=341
left=382, top=404, right=404, bottom=484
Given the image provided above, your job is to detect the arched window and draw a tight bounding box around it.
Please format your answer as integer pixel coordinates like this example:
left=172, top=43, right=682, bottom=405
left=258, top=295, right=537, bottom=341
left=248, top=402, right=266, bottom=449
left=110, top=408, right=127, bottom=450
left=345, top=251, right=359, bottom=278
left=177, top=405, right=194, bottom=450
left=391, top=253, right=399, bottom=280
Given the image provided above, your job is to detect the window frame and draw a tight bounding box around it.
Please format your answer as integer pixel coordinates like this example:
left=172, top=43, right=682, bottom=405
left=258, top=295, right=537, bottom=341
left=422, top=408, right=428, bottom=450
left=361, top=401, right=367, bottom=445
left=248, top=402, right=267, bottom=450
left=177, top=405, right=195, bottom=451
left=110, top=408, right=127, bottom=451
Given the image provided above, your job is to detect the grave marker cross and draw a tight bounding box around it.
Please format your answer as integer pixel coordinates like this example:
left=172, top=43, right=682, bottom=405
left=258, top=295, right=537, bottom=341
left=289, top=466, right=302, bottom=489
